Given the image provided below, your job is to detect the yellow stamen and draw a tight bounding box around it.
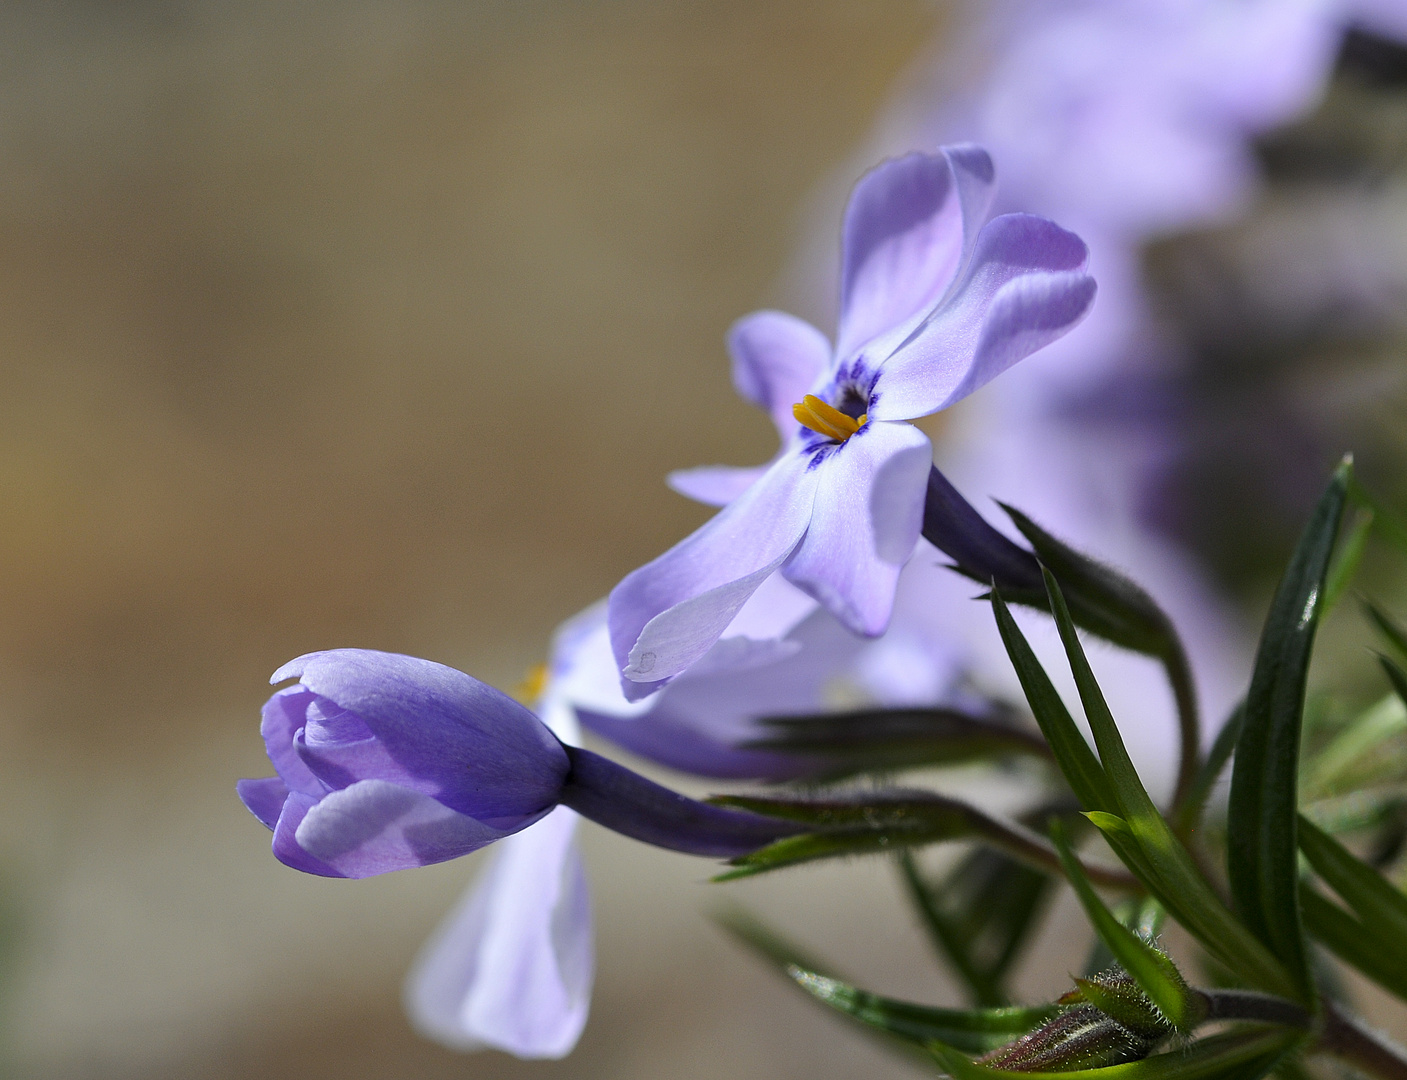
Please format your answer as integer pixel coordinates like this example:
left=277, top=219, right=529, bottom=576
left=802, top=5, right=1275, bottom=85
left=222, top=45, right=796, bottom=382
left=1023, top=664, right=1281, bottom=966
left=513, top=661, right=550, bottom=705
left=792, top=394, right=866, bottom=443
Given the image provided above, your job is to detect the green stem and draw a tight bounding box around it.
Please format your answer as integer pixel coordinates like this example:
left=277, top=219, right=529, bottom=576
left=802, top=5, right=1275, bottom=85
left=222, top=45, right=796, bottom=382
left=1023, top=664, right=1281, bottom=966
left=1162, top=636, right=1202, bottom=816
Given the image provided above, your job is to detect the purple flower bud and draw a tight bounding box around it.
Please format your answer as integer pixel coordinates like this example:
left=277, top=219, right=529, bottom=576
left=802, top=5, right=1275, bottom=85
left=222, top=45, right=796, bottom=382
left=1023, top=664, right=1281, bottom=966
left=237, top=649, right=571, bottom=879
left=238, top=648, right=805, bottom=878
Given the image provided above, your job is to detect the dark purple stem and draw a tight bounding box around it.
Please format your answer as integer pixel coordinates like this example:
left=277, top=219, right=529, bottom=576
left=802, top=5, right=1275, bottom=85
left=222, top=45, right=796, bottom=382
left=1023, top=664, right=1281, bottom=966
left=557, top=746, right=808, bottom=858
left=921, top=466, right=1042, bottom=589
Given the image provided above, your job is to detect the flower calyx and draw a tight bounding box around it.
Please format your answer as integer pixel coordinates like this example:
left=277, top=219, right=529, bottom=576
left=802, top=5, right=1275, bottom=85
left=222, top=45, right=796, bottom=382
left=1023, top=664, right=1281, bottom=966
left=792, top=394, right=866, bottom=443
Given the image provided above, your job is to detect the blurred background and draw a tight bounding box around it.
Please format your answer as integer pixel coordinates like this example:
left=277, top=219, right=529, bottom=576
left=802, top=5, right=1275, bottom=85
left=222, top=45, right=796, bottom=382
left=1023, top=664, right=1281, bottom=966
left=0, top=1, right=1406, bottom=1077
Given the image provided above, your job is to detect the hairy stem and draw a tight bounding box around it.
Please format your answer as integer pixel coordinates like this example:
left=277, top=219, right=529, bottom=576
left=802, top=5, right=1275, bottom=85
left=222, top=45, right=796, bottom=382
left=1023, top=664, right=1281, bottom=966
left=1199, top=989, right=1311, bottom=1029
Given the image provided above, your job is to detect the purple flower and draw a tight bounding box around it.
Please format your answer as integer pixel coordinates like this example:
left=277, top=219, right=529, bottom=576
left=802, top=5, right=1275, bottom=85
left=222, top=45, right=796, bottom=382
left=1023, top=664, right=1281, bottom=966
left=239, top=649, right=804, bottom=879
left=404, top=805, right=592, bottom=1059
left=608, top=145, right=1095, bottom=701
left=237, top=649, right=571, bottom=879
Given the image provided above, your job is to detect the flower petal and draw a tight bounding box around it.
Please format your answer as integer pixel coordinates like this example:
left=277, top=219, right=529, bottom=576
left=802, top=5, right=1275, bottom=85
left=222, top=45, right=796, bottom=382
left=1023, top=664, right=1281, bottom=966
left=236, top=776, right=290, bottom=831
left=727, top=310, right=832, bottom=438
left=260, top=685, right=324, bottom=796
left=835, top=147, right=996, bottom=360
left=868, top=213, right=1094, bottom=420
left=783, top=421, right=932, bottom=635
left=271, top=791, right=345, bottom=878
left=272, top=650, right=569, bottom=821
left=404, top=808, right=592, bottom=1059
left=291, top=779, right=533, bottom=879
left=608, top=449, right=821, bottom=698
left=666, top=464, right=767, bottom=507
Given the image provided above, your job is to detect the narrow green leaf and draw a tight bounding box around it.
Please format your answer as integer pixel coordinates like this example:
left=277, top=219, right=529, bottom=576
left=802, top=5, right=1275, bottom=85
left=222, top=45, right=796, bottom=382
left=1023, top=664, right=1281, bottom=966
left=1083, top=897, right=1168, bottom=977
left=709, top=793, right=1134, bottom=887
left=1348, top=477, right=1407, bottom=560
left=931, top=1029, right=1302, bottom=1080
left=715, top=906, right=1053, bottom=1054
left=1300, top=884, right=1407, bottom=1000
left=1321, top=508, right=1372, bottom=613
left=1002, top=504, right=1175, bottom=658
left=900, top=851, right=1006, bottom=1007
left=1297, top=815, right=1407, bottom=942
left=990, top=588, right=1115, bottom=813
left=1041, top=571, right=1296, bottom=998
left=1303, top=691, right=1407, bottom=798
left=1380, top=653, right=1407, bottom=711
left=786, top=968, right=1054, bottom=1055
left=899, top=848, right=1053, bottom=1007
left=1051, top=821, right=1203, bottom=1031
left=1228, top=459, right=1348, bottom=1000
left=1364, top=600, right=1407, bottom=665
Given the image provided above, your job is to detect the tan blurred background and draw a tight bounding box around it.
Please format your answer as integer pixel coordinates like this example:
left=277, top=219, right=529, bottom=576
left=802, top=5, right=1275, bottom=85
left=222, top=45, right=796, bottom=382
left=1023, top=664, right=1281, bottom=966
left=0, top=2, right=1078, bottom=1076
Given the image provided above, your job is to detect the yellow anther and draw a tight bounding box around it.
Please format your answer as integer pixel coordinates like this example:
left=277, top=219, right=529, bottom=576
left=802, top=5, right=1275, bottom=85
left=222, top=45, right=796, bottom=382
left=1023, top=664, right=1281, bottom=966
left=514, top=661, right=550, bottom=705
left=792, top=394, right=866, bottom=443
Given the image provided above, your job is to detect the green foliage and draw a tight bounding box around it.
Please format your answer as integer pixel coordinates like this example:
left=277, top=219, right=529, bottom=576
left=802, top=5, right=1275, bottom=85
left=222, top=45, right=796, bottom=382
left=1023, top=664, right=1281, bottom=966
left=1051, top=820, right=1204, bottom=1032
left=709, top=792, right=1084, bottom=883
left=1001, top=570, right=1295, bottom=998
left=900, top=848, right=1054, bottom=1008
left=740, top=706, right=1052, bottom=781
left=715, top=907, right=1055, bottom=1056
left=1228, top=460, right=1348, bottom=1001
left=930, top=1029, right=1304, bottom=1080
left=1298, top=816, right=1407, bottom=968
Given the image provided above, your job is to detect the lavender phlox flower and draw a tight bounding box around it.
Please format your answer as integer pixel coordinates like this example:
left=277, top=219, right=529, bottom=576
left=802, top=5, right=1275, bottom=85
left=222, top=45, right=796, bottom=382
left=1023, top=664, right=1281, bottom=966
left=403, top=650, right=592, bottom=1059
left=577, top=563, right=977, bottom=780
left=609, top=145, right=1095, bottom=702
left=238, top=649, right=802, bottom=879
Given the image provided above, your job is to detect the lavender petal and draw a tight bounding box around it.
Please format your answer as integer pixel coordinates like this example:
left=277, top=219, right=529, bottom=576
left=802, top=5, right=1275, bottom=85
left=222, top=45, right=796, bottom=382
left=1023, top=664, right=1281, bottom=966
left=607, top=449, right=821, bottom=698
left=727, top=310, right=832, bottom=438
left=836, top=148, right=994, bottom=360
left=869, top=213, right=1094, bottom=421
left=783, top=421, right=933, bottom=635
left=404, top=808, right=592, bottom=1059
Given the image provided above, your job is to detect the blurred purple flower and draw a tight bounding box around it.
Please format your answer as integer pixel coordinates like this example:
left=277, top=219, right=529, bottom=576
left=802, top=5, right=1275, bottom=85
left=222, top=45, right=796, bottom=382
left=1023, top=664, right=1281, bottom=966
left=404, top=805, right=591, bottom=1059
left=608, top=145, right=1095, bottom=701
left=401, top=646, right=593, bottom=1060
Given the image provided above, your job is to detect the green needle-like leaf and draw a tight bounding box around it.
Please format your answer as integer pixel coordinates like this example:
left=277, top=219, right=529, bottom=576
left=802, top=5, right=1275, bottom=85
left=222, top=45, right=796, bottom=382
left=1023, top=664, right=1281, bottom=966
left=785, top=968, right=1055, bottom=1055
left=1299, top=884, right=1407, bottom=1001
left=1380, top=653, right=1407, bottom=712
left=1364, top=600, right=1407, bottom=665
left=900, top=848, right=1054, bottom=1007
left=1000, top=504, right=1176, bottom=658
left=1051, top=821, right=1203, bottom=1031
left=931, top=1029, right=1303, bottom=1080
left=1304, top=690, right=1407, bottom=798
left=1321, top=508, right=1372, bottom=613
left=709, top=793, right=1135, bottom=886
left=1039, top=570, right=1295, bottom=999
left=1297, top=815, right=1407, bottom=942
left=1228, top=459, right=1348, bottom=1001
left=990, top=589, right=1116, bottom=814
left=715, top=907, right=1053, bottom=1054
